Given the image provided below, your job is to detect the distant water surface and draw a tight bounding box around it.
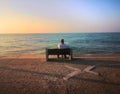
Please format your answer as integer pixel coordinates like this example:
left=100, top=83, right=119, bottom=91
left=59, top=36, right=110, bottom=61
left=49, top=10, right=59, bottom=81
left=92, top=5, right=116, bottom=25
left=0, top=33, right=120, bottom=55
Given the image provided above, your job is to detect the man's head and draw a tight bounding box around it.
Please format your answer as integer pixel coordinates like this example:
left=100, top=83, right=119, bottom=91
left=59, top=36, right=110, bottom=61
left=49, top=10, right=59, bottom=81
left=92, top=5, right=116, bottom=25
left=61, top=39, right=64, bottom=44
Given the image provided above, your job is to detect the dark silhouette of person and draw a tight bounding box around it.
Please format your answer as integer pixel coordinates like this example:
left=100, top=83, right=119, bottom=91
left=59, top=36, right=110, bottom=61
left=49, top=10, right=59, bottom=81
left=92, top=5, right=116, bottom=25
left=57, top=39, right=69, bottom=58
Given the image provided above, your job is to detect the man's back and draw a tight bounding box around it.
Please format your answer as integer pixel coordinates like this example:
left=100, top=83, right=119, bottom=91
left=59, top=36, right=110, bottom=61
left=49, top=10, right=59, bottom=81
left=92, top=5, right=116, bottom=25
left=58, top=43, right=69, bottom=49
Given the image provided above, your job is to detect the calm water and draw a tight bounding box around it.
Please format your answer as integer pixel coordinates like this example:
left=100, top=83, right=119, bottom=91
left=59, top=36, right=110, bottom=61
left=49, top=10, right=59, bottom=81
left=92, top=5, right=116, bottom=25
left=0, top=33, right=120, bottom=55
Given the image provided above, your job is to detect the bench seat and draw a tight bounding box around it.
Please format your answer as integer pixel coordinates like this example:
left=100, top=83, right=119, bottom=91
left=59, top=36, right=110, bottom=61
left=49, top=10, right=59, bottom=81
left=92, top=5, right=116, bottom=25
left=46, top=48, right=72, bottom=61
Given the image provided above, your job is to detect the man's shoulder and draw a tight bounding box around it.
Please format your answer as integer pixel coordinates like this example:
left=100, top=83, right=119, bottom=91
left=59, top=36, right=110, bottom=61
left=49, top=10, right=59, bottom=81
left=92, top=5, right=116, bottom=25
left=62, top=44, right=69, bottom=48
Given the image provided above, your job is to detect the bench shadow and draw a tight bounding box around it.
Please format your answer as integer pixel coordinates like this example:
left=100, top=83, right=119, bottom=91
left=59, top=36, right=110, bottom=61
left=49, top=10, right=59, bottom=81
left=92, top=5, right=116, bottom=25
left=48, top=58, right=120, bottom=69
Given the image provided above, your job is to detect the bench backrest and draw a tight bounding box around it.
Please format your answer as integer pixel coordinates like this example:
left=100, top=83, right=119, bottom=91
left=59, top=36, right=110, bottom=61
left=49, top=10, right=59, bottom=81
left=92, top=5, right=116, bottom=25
left=46, top=48, right=72, bottom=55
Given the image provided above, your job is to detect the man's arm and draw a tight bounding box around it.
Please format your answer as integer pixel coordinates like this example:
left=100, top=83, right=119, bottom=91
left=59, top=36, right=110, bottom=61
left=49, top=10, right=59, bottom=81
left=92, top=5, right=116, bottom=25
left=58, top=44, right=60, bottom=49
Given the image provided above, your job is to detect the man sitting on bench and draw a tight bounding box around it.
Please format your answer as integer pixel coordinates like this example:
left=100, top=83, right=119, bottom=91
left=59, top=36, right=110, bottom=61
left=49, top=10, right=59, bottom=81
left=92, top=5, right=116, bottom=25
left=57, top=39, right=69, bottom=58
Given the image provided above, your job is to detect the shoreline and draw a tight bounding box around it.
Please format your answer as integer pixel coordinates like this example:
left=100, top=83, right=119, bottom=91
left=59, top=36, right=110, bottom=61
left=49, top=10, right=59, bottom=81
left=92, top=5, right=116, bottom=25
left=1, top=53, right=120, bottom=57
left=0, top=53, right=120, bottom=60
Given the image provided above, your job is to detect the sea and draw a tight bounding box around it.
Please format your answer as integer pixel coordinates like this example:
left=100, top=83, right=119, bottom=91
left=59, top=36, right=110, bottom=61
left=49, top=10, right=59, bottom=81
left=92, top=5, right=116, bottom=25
left=0, top=32, right=120, bottom=55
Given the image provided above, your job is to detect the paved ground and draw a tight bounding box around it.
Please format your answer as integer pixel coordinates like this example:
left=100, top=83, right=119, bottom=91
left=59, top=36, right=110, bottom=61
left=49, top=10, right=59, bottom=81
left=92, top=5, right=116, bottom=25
left=0, top=54, right=120, bottom=94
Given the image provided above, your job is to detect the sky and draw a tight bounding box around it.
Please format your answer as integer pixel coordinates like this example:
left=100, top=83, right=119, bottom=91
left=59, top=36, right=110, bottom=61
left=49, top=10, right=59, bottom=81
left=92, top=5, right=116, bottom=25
left=0, top=0, right=120, bottom=33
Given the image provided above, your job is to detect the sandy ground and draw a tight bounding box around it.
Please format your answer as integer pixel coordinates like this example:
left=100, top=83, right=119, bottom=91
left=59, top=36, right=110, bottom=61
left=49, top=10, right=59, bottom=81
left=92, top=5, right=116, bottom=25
left=0, top=54, right=120, bottom=94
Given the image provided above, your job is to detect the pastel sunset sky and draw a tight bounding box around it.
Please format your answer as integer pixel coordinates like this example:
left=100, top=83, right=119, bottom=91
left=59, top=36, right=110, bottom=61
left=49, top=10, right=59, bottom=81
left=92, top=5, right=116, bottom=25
left=0, top=0, right=120, bottom=33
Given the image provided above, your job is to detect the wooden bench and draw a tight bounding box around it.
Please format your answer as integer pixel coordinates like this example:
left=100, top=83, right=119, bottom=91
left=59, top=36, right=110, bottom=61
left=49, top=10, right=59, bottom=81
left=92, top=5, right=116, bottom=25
left=46, top=48, right=72, bottom=61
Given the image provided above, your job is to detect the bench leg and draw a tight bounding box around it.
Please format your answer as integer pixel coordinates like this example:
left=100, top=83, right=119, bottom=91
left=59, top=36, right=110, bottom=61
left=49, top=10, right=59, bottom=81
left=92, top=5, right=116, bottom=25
left=46, top=49, right=48, bottom=61
left=57, top=54, right=59, bottom=59
left=62, top=55, right=64, bottom=60
left=46, top=54, right=48, bottom=61
left=69, top=50, right=73, bottom=60
left=69, top=54, right=72, bottom=60
left=69, top=55, right=71, bottom=60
